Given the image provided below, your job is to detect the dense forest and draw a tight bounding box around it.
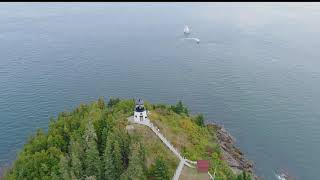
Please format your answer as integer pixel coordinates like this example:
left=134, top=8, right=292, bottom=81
left=4, top=98, right=252, bottom=180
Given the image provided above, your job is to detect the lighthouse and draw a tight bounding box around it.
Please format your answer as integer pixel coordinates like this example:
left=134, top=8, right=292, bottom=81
left=134, top=99, right=148, bottom=123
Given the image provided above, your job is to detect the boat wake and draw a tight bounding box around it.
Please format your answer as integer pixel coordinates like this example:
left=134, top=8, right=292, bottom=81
left=275, top=173, right=288, bottom=180
left=274, top=168, right=295, bottom=180
left=181, top=37, right=200, bottom=44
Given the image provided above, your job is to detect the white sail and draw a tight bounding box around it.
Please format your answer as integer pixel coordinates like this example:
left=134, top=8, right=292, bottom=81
left=184, top=25, right=190, bottom=34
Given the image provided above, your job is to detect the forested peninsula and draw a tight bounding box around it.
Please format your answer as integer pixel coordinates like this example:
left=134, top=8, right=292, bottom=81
left=4, top=98, right=255, bottom=180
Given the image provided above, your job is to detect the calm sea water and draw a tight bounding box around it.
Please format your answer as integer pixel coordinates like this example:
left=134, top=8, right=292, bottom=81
left=1, top=3, right=320, bottom=179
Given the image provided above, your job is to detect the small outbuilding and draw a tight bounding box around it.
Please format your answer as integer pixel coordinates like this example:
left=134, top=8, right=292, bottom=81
left=197, top=160, right=210, bottom=173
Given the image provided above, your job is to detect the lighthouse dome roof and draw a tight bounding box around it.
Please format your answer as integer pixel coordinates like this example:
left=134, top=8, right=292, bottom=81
left=135, top=99, right=144, bottom=105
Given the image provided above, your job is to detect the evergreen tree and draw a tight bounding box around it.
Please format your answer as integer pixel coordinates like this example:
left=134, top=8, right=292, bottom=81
left=176, top=101, right=184, bottom=114
left=113, top=140, right=124, bottom=177
left=70, top=140, right=83, bottom=179
left=99, top=127, right=109, bottom=154
left=151, top=157, right=170, bottom=180
left=194, top=114, right=205, bottom=127
left=83, top=120, right=102, bottom=179
left=108, top=97, right=120, bottom=108
left=83, top=119, right=97, bottom=143
left=171, top=100, right=189, bottom=115
left=98, top=97, right=105, bottom=110
left=59, top=155, right=71, bottom=180
left=138, top=143, right=146, bottom=169
left=184, top=106, right=189, bottom=115
left=113, top=128, right=130, bottom=168
left=124, top=142, right=147, bottom=180
left=95, top=111, right=113, bottom=155
left=51, top=171, right=60, bottom=180
left=103, top=138, right=116, bottom=179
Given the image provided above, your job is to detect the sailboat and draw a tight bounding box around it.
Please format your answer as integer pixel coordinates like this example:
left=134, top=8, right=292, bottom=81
left=182, top=25, right=200, bottom=44
left=184, top=25, right=190, bottom=35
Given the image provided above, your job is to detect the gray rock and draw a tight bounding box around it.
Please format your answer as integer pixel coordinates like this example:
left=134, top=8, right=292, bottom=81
left=207, top=123, right=259, bottom=180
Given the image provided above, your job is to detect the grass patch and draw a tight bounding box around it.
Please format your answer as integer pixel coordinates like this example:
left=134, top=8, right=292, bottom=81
left=128, top=124, right=179, bottom=178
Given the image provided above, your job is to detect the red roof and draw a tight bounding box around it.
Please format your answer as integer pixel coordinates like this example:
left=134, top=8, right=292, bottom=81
left=197, top=160, right=210, bottom=172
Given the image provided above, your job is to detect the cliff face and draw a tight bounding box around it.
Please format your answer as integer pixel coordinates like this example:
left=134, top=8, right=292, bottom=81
left=207, top=124, right=258, bottom=179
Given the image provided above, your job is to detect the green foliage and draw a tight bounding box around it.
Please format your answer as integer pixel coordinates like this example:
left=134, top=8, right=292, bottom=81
left=103, top=137, right=116, bottom=179
left=107, top=97, right=121, bottom=108
left=83, top=120, right=102, bottom=179
left=7, top=147, right=62, bottom=180
left=27, top=129, right=48, bottom=153
left=99, top=127, right=109, bottom=154
left=112, top=128, right=131, bottom=168
left=114, top=140, right=124, bottom=175
left=120, top=142, right=147, bottom=180
left=170, top=100, right=189, bottom=115
left=59, top=155, right=71, bottom=180
left=5, top=98, right=242, bottom=180
left=5, top=98, right=135, bottom=180
left=95, top=112, right=112, bottom=154
left=112, top=99, right=135, bottom=115
left=85, top=175, right=97, bottom=180
left=69, top=139, right=83, bottom=178
left=193, top=113, right=205, bottom=127
left=236, top=171, right=252, bottom=180
left=149, top=157, right=170, bottom=180
left=97, top=97, right=105, bottom=110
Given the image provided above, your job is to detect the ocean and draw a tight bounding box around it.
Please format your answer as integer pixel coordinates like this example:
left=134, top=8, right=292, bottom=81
left=1, top=3, right=319, bottom=179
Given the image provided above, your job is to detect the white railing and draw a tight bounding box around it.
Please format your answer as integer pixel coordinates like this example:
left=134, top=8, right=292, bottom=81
left=185, top=159, right=197, bottom=165
left=208, top=171, right=215, bottom=180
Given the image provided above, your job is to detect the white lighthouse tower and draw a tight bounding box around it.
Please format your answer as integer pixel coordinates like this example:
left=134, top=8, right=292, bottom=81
left=134, top=99, right=149, bottom=123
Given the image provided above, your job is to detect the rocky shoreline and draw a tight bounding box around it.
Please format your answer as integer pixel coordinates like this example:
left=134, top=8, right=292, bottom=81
left=207, top=123, right=259, bottom=180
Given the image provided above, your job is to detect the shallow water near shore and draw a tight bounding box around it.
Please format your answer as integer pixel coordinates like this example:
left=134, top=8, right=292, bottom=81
left=1, top=3, right=320, bottom=179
